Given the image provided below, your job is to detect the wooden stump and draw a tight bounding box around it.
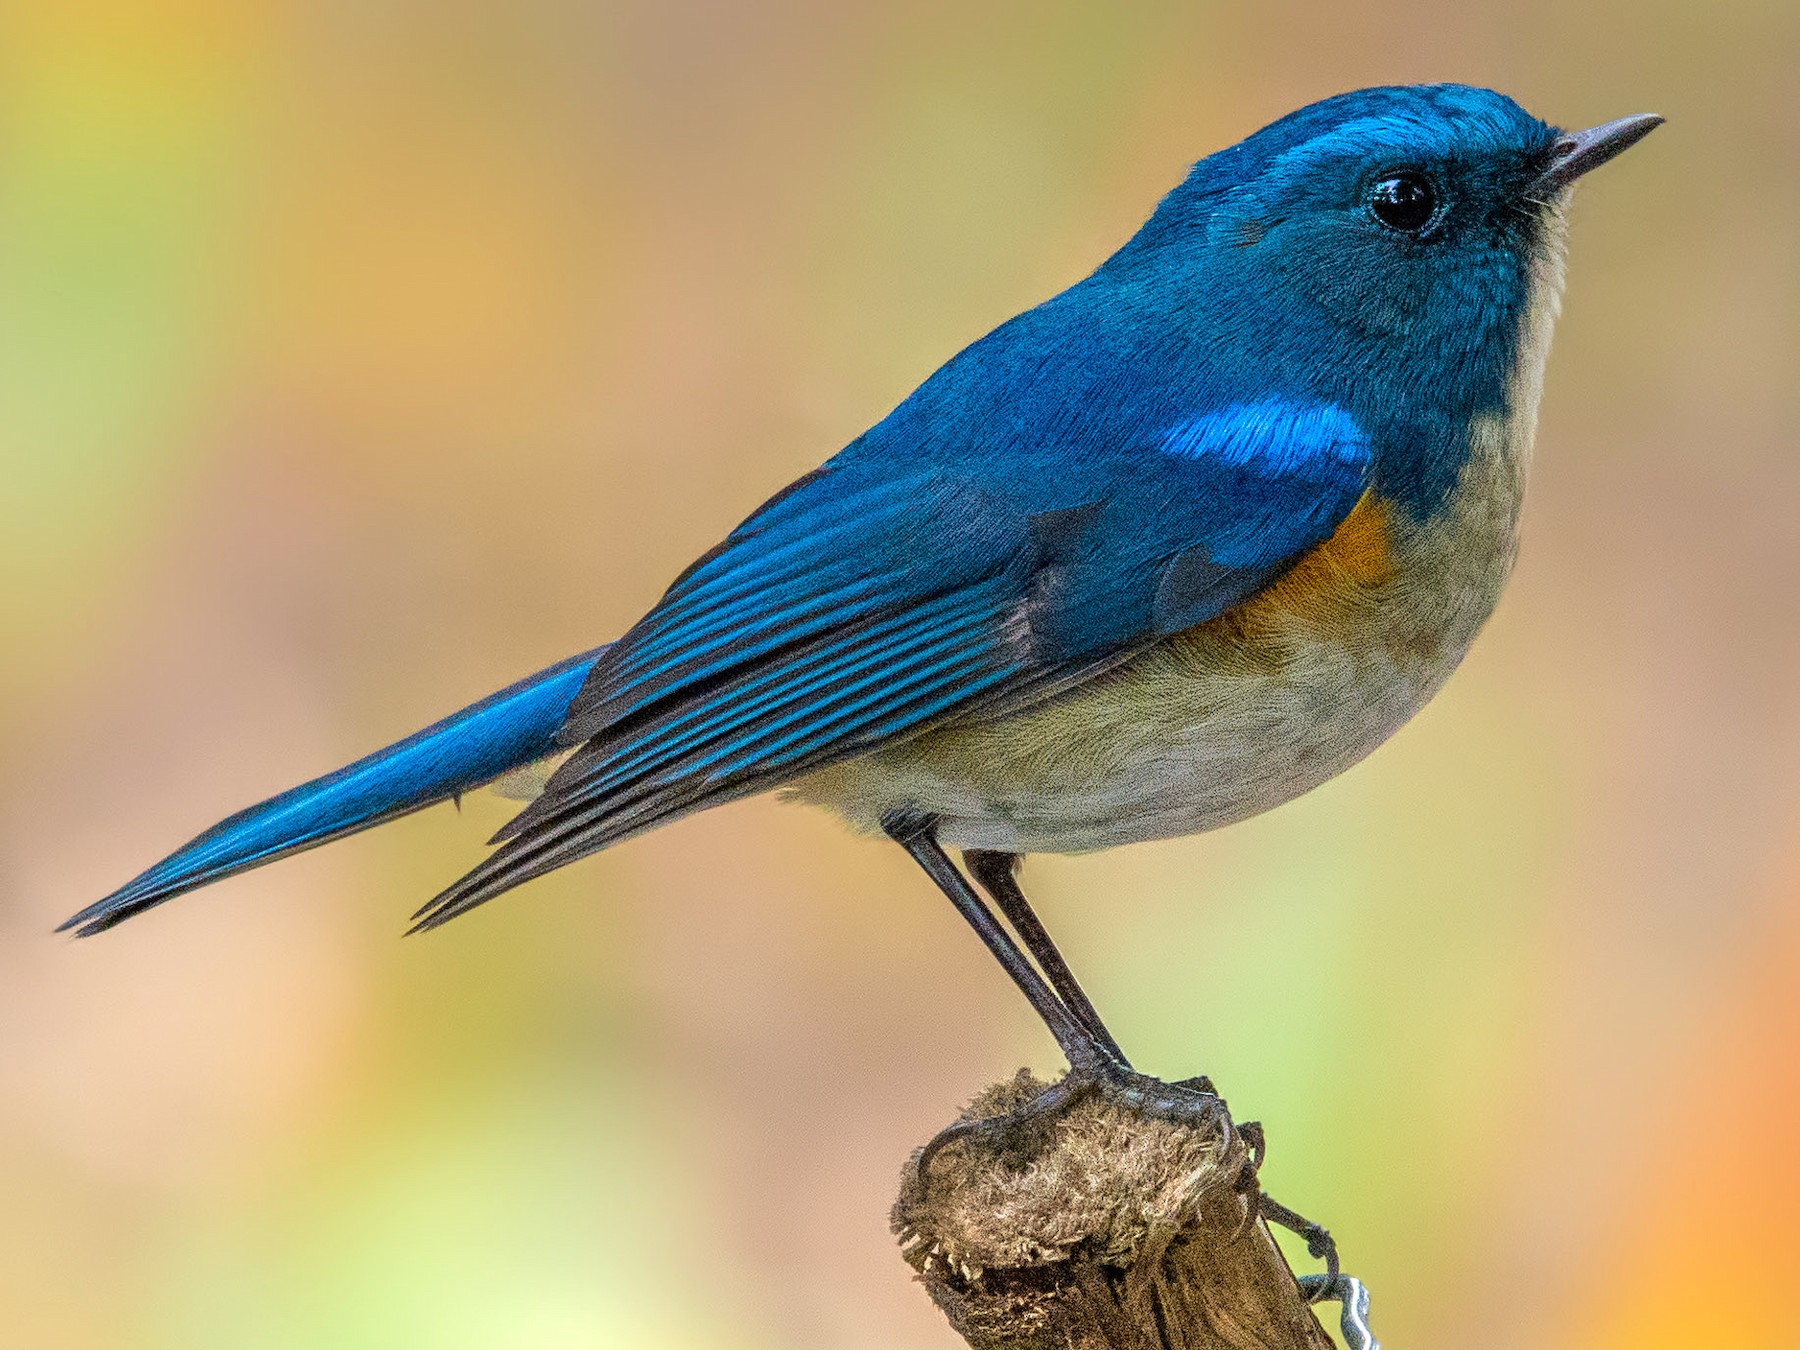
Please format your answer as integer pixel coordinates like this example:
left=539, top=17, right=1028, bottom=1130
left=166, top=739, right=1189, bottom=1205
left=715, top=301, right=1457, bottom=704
left=893, top=1070, right=1344, bottom=1350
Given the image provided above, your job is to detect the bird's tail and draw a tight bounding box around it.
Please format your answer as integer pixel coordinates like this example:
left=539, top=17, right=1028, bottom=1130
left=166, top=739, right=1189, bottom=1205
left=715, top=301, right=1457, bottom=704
left=60, top=647, right=607, bottom=937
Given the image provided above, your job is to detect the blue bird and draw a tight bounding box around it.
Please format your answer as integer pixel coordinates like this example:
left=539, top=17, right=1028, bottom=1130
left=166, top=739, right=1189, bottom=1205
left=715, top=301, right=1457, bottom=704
left=64, top=85, right=1659, bottom=1092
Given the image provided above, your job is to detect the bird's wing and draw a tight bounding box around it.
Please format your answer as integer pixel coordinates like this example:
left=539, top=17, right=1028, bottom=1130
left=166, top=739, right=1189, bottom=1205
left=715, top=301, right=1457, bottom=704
left=410, top=395, right=1371, bottom=929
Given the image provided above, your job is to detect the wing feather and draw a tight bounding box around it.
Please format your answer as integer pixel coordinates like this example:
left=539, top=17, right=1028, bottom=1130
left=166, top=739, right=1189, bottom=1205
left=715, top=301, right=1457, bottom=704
left=413, top=375, right=1374, bottom=929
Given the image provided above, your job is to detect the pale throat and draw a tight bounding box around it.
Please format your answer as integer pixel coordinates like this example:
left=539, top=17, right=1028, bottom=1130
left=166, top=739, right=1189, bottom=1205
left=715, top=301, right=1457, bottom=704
left=1507, top=196, right=1573, bottom=459
left=1390, top=200, right=1574, bottom=649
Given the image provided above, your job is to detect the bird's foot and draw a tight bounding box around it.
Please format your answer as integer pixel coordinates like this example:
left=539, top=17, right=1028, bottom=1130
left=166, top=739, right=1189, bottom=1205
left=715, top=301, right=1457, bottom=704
left=1258, top=1190, right=1340, bottom=1288
left=912, top=1057, right=1223, bottom=1187
left=1235, top=1120, right=1380, bottom=1350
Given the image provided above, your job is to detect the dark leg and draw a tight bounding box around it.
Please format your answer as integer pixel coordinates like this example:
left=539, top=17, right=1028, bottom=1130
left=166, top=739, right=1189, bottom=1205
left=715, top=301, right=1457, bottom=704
left=964, top=849, right=1130, bottom=1071
left=883, top=813, right=1105, bottom=1073
left=887, top=813, right=1220, bottom=1190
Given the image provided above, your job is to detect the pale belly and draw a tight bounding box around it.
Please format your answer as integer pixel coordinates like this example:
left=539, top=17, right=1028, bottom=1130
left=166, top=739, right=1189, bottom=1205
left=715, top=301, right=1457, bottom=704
left=786, top=411, right=1532, bottom=855
left=787, top=613, right=1483, bottom=854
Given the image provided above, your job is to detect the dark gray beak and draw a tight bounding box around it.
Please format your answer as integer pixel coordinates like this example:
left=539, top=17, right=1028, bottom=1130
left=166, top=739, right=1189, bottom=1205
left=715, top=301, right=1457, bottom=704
left=1538, top=113, right=1664, bottom=191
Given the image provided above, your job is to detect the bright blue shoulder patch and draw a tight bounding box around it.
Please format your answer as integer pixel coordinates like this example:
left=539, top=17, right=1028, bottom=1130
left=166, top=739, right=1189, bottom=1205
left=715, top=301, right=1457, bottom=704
left=1160, top=400, right=1370, bottom=481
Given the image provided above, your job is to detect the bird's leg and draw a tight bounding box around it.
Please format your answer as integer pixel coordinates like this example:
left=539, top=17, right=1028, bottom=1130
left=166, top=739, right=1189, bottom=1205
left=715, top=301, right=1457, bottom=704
left=885, top=813, right=1122, bottom=1174
left=964, top=849, right=1130, bottom=1070
left=884, top=813, right=1105, bottom=1073
left=886, top=815, right=1216, bottom=1182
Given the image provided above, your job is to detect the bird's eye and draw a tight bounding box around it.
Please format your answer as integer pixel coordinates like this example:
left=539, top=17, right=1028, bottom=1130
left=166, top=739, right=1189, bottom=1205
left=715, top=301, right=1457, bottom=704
left=1368, top=171, right=1438, bottom=233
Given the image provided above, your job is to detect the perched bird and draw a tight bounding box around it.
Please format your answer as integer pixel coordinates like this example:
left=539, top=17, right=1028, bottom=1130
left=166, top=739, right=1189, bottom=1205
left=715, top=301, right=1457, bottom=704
left=64, top=85, right=1659, bottom=1088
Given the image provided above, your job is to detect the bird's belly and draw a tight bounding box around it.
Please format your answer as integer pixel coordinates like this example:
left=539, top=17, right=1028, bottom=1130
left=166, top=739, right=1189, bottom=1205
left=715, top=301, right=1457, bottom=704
left=790, top=620, right=1468, bottom=854
left=787, top=422, right=1529, bottom=854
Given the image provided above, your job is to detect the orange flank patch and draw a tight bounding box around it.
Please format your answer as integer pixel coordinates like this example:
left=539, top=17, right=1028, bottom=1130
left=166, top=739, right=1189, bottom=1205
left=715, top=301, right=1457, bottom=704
left=1235, top=490, right=1396, bottom=628
left=1316, top=491, right=1397, bottom=585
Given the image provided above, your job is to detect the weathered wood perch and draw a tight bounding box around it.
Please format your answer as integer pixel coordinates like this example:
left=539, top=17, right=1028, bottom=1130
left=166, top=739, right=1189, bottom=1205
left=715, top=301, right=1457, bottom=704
left=893, top=1070, right=1374, bottom=1350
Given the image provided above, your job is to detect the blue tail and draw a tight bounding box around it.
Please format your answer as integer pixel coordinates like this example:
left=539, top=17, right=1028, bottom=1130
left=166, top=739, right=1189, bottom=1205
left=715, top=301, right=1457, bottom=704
left=60, top=647, right=607, bottom=937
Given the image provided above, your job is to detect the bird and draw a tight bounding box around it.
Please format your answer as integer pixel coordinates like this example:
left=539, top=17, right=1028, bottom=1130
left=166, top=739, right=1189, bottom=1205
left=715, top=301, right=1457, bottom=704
left=63, top=84, right=1660, bottom=1094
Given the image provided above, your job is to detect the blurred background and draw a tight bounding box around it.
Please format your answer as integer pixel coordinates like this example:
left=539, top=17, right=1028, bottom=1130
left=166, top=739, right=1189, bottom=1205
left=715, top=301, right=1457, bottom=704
left=2, top=1, right=1795, bottom=1346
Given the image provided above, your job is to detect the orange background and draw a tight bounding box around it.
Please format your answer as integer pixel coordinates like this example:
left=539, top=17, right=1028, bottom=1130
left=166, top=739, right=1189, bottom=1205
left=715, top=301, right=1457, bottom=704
left=3, top=3, right=1796, bottom=1346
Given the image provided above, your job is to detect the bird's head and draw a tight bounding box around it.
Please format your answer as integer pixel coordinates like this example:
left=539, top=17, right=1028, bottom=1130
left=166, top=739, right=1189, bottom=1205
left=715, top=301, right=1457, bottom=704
left=1129, top=85, right=1660, bottom=342
left=1127, top=84, right=1659, bottom=331
left=1109, top=84, right=1660, bottom=509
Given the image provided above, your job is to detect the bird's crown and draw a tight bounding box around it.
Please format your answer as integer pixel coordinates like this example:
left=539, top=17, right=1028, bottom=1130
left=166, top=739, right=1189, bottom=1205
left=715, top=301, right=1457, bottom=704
left=1121, top=84, right=1562, bottom=268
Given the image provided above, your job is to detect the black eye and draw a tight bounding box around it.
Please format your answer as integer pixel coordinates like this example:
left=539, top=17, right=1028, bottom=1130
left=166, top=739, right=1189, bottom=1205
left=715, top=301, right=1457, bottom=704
left=1368, top=171, right=1438, bottom=233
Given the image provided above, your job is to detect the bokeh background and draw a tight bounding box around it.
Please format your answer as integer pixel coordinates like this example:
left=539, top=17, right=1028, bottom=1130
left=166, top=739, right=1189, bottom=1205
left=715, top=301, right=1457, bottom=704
left=3, top=2, right=1796, bottom=1346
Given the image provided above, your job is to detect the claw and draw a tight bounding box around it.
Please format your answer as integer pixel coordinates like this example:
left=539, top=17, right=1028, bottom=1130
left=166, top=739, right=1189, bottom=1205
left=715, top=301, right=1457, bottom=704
left=912, top=1065, right=1222, bottom=1193
left=1259, top=1189, right=1377, bottom=1346
left=1238, top=1118, right=1267, bottom=1173
left=913, top=1072, right=1095, bottom=1184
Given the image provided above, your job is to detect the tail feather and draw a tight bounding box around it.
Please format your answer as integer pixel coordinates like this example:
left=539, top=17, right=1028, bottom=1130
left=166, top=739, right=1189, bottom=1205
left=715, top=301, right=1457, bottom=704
left=60, top=647, right=607, bottom=937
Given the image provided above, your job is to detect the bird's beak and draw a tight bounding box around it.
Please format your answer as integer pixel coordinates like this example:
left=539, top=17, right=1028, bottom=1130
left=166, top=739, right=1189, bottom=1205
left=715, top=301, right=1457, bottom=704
left=1537, top=113, right=1664, bottom=191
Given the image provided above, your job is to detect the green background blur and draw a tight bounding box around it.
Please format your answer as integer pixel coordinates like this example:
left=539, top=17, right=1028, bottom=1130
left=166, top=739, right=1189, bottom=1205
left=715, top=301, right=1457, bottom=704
left=4, top=2, right=1796, bottom=1347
